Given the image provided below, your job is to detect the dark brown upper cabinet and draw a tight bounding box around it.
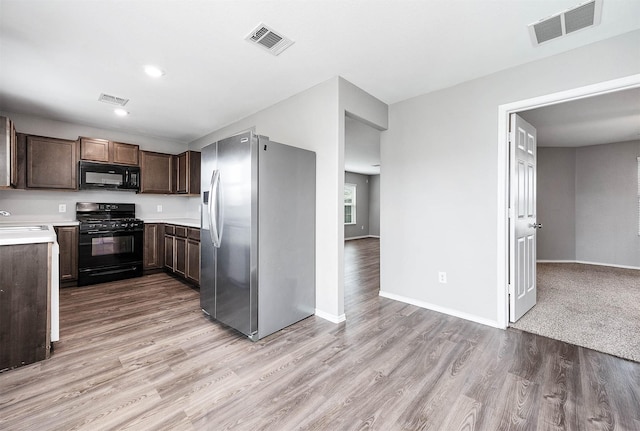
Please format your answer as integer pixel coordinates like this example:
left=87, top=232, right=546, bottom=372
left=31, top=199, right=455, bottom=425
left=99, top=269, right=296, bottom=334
left=26, top=135, right=77, bottom=190
left=112, top=141, right=139, bottom=165
left=175, top=151, right=201, bottom=195
left=139, top=150, right=174, bottom=194
left=80, top=137, right=139, bottom=166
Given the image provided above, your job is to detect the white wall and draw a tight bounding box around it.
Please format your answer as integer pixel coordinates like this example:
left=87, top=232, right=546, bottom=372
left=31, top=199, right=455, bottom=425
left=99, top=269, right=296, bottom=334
left=537, top=142, right=640, bottom=269
left=368, top=174, right=380, bottom=237
left=189, top=77, right=387, bottom=322
left=380, top=30, right=640, bottom=326
left=537, top=147, right=576, bottom=261
left=0, top=111, right=199, bottom=221
left=576, top=140, right=640, bottom=268
left=0, top=189, right=200, bottom=221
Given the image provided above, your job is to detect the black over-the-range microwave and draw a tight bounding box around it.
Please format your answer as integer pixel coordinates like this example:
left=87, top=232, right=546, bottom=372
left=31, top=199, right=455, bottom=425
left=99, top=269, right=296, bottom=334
left=78, top=161, right=140, bottom=192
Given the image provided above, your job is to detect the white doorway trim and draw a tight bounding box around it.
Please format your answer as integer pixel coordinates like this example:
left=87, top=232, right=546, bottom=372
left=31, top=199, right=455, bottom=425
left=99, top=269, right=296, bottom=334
left=496, top=73, right=640, bottom=329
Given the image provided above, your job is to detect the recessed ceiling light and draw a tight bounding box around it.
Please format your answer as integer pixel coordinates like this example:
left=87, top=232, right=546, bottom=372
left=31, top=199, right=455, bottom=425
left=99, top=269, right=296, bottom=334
left=144, top=65, right=165, bottom=78
left=114, top=108, right=129, bottom=117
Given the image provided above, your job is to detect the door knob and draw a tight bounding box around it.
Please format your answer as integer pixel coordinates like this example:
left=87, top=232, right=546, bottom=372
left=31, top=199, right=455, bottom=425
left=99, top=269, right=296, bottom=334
left=530, top=223, right=543, bottom=229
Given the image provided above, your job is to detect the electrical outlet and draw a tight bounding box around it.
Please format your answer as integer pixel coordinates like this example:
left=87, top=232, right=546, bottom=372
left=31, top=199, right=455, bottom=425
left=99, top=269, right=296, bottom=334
left=157, top=205, right=163, bottom=213
left=361, top=225, right=365, bottom=230
left=58, top=204, right=66, bottom=213
left=438, top=272, right=447, bottom=284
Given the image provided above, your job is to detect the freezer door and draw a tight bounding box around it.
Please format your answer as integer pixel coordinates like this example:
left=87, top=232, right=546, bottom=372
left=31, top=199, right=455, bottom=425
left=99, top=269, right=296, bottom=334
left=200, top=141, right=217, bottom=317
left=214, top=132, right=258, bottom=338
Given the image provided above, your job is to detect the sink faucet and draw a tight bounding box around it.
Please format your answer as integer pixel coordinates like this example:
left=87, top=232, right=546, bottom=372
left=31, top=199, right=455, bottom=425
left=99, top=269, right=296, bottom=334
left=0, top=210, right=11, bottom=217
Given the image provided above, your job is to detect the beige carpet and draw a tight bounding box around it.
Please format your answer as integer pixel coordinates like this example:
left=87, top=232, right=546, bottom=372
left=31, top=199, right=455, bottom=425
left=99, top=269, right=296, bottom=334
left=511, top=262, right=640, bottom=363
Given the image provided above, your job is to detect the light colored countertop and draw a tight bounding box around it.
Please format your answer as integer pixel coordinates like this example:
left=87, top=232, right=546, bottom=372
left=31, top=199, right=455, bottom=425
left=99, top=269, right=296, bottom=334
left=142, top=218, right=201, bottom=228
left=0, top=224, right=58, bottom=246
left=0, top=219, right=79, bottom=226
left=0, top=217, right=200, bottom=229
left=49, top=220, right=80, bottom=226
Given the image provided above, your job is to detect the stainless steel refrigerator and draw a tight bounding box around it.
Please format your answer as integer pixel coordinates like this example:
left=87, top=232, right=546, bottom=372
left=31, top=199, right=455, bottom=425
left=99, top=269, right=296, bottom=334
left=200, top=131, right=316, bottom=341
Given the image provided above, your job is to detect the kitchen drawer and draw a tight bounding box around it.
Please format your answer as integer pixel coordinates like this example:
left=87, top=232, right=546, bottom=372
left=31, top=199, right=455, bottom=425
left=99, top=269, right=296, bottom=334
left=175, top=226, right=187, bottom=238
left=164, top=224, right=175, bottom=235
left=187, top=227, right=200, bottom=241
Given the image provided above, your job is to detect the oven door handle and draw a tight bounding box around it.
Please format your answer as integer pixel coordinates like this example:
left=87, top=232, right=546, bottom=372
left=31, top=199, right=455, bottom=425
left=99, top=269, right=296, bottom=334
left=86, top=230, right=111, bottom=235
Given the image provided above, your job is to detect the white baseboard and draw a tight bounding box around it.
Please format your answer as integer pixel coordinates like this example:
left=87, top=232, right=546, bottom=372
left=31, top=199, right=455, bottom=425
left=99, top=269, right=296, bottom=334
left=378, top=291, right=502, bottom=329
left=537, top=260, right=640, bottom=271
left=345, top=235, right=380, bottom=241
left=315, top=309, right=346, bottom=323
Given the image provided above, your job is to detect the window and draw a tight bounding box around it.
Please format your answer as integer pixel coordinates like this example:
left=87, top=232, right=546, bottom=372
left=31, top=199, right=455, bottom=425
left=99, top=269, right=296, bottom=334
left=344, top=183, right=356, bottom=225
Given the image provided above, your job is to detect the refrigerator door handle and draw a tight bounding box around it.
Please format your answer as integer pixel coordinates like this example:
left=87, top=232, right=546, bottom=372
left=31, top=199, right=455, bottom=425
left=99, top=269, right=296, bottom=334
left=217, top=172, right=224, bottom=245
left=209, top=169, right=221, bottom=247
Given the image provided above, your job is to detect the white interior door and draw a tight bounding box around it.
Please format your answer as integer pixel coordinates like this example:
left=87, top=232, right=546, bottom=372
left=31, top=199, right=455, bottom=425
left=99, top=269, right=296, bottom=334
left=509, top=114, right=539, bottom=322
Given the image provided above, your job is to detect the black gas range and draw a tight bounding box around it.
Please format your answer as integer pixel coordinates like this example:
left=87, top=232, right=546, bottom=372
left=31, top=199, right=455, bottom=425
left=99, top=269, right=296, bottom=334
left=76, top=202, right=144, bottom=286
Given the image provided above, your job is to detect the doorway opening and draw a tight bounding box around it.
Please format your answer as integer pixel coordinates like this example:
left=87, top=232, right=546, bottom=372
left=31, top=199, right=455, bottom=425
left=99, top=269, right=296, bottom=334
left=498, top=73, right=640, bottom=328
left=344, top=114, right=382, bottom=313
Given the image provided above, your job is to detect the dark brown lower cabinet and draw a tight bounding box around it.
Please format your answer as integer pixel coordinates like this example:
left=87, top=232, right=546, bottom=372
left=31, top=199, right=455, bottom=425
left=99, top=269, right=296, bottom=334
left=186, top=238, right=200, bottom=285
left=54, top=225, right=78, bottom=282
left=164, top=224, right=175, bottom=272
left=164, top=235, right=174, bottom=271
left=0, top=243, right=51, bottom=371
left=143, top=223, right=164, bottom=270
left=174, top=236, right=187, bottom=277
left=163, top=224, right=199, bottom=286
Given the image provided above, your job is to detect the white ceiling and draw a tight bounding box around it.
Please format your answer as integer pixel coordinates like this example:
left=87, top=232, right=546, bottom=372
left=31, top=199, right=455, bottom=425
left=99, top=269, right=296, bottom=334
left=1, top=1, right=639, bottom=145
left=519, top=87, right=640, bottom=147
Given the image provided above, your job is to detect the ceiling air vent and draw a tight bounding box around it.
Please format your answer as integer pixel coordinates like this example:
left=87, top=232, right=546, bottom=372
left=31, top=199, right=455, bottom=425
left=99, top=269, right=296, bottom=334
left=245, top=23, right=294, bottom=56
left=98, top=93, right=129, bottom=106
left=528, top=0, right=602, bottom=46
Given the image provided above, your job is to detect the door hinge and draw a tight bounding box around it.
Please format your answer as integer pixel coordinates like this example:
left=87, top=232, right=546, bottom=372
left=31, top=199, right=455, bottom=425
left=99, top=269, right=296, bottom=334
left=508, top=283, right=514, bottom=296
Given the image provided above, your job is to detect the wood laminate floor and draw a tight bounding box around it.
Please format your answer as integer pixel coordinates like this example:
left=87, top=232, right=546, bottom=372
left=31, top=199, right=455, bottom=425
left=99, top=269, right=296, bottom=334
left=1, top=238, right=639, bottom=430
